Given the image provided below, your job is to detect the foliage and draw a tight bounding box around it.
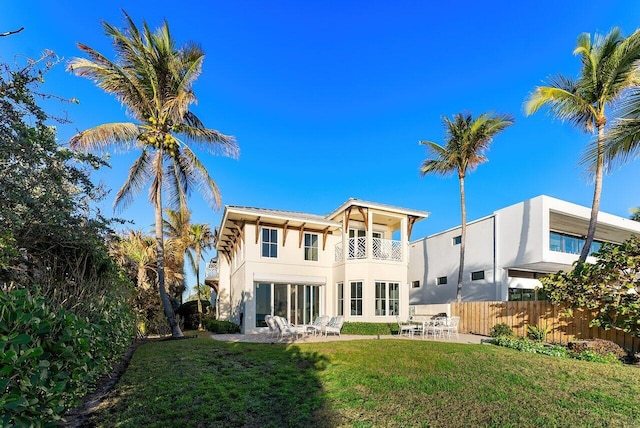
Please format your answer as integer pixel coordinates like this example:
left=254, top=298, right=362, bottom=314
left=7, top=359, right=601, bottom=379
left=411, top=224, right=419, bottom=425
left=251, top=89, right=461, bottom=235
left=540, top=236, right=640, bottom=337
left=0, top=288, right=135, bottom=426
left=88, top=335, right=640, bottom=427
left=204, top=319, right=240, bottom=334
left=568, top=339, right=627, bottom=360
left=571, top=350, right=621, bottom=364
left=525, top=28, right=640, bottom=262
left=631, top=207, right=640, bottom=222
left=177, top=300, right=211, bottom=330
left=341, top=322, right=398, bottom=335
left=527, top=324, right=552, bottom=343
left=489, top=322, right=515, bottom=338
left=68, top=11, right=239, bottom=338
left=491, top=336, right=570, bottom=358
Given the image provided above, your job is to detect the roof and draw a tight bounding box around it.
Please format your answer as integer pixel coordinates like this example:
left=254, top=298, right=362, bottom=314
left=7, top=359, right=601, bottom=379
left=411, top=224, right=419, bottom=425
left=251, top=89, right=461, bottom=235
left=327, top=198, right=431, bottom=220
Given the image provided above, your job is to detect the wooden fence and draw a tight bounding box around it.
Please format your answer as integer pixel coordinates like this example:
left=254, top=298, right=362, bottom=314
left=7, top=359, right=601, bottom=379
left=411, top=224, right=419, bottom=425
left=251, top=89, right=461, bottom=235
left=449, top=301, right=640, bottom=353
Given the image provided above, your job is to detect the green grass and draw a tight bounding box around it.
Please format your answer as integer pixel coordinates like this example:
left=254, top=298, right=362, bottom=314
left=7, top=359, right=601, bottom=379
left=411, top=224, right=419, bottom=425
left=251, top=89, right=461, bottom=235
left=87, top=332, right=640, bottom=427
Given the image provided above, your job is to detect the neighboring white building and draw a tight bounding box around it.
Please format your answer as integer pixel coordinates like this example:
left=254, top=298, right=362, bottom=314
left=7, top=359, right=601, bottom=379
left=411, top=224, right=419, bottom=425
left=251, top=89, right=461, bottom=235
left=207, top=199, right=429, bottom=334
left=409, top=195, right=640, bottom=304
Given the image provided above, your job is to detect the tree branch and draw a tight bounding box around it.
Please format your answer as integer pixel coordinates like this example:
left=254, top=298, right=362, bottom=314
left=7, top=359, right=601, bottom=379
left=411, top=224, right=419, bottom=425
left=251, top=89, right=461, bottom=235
left=0, top=27, right=25, bottom=37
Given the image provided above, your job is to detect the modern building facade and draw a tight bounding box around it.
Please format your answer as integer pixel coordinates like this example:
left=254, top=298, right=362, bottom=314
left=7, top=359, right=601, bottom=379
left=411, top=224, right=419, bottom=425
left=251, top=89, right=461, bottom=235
left=208, top=199, right=429, bottom=334
left=409, top=195, right=640, bottom=304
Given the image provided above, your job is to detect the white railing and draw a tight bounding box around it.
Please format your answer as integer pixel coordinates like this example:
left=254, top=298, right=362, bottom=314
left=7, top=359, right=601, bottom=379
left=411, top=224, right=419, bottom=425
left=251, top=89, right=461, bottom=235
left=348, top=237, right=367, bottom=259
left=335, top=243, right=343, bottom=262
left=373, top=238, right=402, bottom=261
left=334, top=237, right=403, bottom=262
left=206, top=259, right=218, bottom=279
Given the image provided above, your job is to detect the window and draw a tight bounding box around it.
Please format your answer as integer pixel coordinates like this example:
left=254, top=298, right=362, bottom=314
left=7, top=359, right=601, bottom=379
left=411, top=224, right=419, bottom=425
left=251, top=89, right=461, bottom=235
left=304, top=233, right=318, bottom=261
left=375, top=281, right=400, bottom=316
left=375, top=282, right=386, bottom=316
left=508, top=288, right=549, bottom=301
left=437, top=276, right=447, bottom=285
left=411, top=280, right=420, bottom=288
left=261, top=228, right=278, bottom=258
left=337, top=283, right=344, bottom=316
left=255, top=283, right=271, bottom=327
left=350, top=281, right=363, bottom=316
left=452, top=235, right=462, bottom=245
left=471, top=271, right=485, bottom=281
left=549, top=232, right=603, bottom=256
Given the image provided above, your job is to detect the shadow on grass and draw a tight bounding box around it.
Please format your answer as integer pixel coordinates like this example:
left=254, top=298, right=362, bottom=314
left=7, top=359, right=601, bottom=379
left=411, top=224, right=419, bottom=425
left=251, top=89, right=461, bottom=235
left=85, top=335, right=340, bottom=427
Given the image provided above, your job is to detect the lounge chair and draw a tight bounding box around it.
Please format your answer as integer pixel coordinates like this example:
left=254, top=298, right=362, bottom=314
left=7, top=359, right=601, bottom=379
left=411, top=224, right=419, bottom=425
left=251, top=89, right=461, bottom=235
left=306, top=315, right=330, bottom=336
left=324, top=316, right=344, bottom=336
left=273, top=316, right=301, bottom=340
left=264, top=315, right=278, bottom=338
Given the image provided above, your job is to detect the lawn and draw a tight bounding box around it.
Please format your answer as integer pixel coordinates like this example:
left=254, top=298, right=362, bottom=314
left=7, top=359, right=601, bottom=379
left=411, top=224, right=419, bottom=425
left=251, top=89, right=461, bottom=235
left=86, top=332, right=640, bottom=427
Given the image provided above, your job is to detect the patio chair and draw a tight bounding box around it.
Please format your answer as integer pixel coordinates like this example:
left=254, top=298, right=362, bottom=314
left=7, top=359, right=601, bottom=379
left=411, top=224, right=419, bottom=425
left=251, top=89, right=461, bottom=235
left=423, top=317, right=446, bottom=339
left=307, top=315, right=330, bottom=336
left=273, top=316, right=299, bottom=340
left=264, top=315, right=277, bottom=338
left=396, top=316, right=417, bottom=338
left=324, top=316, right=344, bottom=336
left=441, top=316, right=460, bottom=340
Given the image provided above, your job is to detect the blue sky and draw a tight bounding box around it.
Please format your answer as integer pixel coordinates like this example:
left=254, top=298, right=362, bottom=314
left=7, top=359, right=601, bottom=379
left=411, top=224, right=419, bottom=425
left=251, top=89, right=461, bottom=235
left=3, top=1, right=640, bottom=292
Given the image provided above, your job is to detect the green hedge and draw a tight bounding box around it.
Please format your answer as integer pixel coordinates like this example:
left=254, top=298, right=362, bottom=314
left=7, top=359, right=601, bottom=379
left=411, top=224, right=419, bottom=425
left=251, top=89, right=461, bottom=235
left=341, top=322, right=399, bottom=335
left=0, top=288, right=135, bottom=426
left=204, top=319, right=240, bottom=334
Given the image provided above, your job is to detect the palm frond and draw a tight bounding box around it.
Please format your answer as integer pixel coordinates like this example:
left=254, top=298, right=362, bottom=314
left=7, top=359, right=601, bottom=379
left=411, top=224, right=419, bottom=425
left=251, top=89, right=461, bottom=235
left=113, top=150, right=153, bottom=210
left=69, top=122, right=140, bottom=152
left=180, top=145, right=222, bottom=209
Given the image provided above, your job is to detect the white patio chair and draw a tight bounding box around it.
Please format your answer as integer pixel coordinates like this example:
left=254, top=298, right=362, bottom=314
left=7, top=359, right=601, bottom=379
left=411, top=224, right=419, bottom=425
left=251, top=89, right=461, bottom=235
left=396, top=316, right=417, bottom=338
left=273, top=316, right=299, bottom=340
left=424, top=317, right=446, bottom=339
left=264, top=315, right=277, bottom=338
left=442, top=316, right=460, bottom=339
left=307, top=315, right=330, bottom=336
left=324, top=316, right=344, bottom=336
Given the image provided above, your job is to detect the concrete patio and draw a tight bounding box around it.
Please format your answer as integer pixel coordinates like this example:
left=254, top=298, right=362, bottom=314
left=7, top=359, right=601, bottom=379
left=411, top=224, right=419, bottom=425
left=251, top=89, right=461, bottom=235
left=211, top=332, right=488, bottom=345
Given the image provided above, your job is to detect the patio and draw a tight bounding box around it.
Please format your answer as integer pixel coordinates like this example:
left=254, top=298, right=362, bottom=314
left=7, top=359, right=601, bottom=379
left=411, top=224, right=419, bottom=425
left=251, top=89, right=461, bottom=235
left=211, top=332, right=487, bottom=344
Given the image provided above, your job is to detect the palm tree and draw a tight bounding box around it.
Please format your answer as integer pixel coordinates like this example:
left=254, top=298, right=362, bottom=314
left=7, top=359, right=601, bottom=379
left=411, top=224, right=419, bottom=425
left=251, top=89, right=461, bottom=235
left=187, top=223, right=216, bottom=330
left=68, top=12, right=239, bottom=338
left=525, top=27, right=640, bottom=262
left=420, top=112, right=514, bottom=302
left=163, top=208, right=192, bottom=303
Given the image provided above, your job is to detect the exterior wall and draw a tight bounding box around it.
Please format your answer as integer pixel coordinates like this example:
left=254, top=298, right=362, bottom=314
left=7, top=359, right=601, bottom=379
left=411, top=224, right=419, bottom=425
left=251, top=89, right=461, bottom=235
left=409, top=216, right=496, bottom=304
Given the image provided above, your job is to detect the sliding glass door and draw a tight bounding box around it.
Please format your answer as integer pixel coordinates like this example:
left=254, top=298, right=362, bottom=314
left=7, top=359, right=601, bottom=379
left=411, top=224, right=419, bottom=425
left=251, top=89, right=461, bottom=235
left=255, top=283, right=322, bottom=327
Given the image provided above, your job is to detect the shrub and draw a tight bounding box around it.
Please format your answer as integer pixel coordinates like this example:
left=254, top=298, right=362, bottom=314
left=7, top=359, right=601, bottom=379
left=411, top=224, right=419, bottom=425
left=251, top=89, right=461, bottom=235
left=490, top=323, right=514, bottom=337
left=204, top=319, right=240, bottom=334
left=568, top=339, right=627, bottom=360
left=572, top=350, right=621, bottom=364
left=341, top=322, right=397, bottom=335
left=176, top=300, right=211, bottom=330
left=527, top=324, right=552, bottom=343
left=491, top=336, right=569, bottom=358
left=0, top=288, right=135, bottom=426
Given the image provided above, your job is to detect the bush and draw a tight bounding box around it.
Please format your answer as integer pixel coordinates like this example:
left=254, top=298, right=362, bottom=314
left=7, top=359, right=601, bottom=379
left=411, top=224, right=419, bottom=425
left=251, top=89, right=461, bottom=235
left=204, top=319, right=240, bottom=334
left=491, top=336, right=569, bottom=358
left=568, top=339, right=627, bottom=360
left=176, top=300, right=211, bottom=330
left=341, top=322, right=398, bottom=335
left=490, top=323, right=514, bottom=338
left=572, top=350, right=621, bottom=364
left=527, top=324, right=551, bottom=343
left=0, top=288, right=135, bottom=426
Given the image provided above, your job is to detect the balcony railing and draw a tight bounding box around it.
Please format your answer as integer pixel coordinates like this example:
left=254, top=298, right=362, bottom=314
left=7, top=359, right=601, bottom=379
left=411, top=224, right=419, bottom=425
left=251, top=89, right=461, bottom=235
left=334, top=238, right=402, bottom=262
left=206, top=259, right=218, bottom=279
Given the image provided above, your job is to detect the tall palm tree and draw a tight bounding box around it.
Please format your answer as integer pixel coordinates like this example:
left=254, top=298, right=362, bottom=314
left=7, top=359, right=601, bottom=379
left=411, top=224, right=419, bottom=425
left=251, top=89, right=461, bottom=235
left=525, top=27, right=640, bottom=262
left=187, top=223, right=216, bottom=330
left=420, top=112, right=514, bottom=302
left=68, top=12, right=238, bottom=338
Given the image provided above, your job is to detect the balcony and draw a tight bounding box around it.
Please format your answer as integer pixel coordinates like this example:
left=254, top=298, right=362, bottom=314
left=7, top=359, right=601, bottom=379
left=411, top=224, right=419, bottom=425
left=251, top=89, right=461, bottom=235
left=334, top=237, right=402, bottom=262
left=205, top=258, right=218, bottom=279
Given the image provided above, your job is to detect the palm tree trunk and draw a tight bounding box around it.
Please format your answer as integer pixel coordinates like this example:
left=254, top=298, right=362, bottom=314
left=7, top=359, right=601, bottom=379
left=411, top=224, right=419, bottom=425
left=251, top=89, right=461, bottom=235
left=196, top=245, right=203, bottom=330
left=155, top=168, right=184, bottom=338
left=457, top=174, right=466, bottom=303
left=579, top=125, right=604, bottom=262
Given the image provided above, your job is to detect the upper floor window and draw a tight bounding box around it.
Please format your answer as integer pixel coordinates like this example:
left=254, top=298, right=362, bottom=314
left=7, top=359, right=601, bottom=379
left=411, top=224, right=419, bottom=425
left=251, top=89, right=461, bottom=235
left=261, top=228, right=278, bottom=258
left=437, top=276, right=447, bottom=285
left=471, top=271, right=485, bottom=281
left=304, top=233, right=318, bottom=261
left=452, top=235, right=462, bottom=245
left=411, top=280, right=420, bottom=288
left=549, top=232, right=602, bottom=256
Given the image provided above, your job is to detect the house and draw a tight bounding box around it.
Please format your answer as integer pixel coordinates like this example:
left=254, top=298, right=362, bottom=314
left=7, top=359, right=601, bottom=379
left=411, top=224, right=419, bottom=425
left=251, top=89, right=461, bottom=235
left=409, top=195, right=640, bottom=304
left=207, top=199, right=430, bottom=334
